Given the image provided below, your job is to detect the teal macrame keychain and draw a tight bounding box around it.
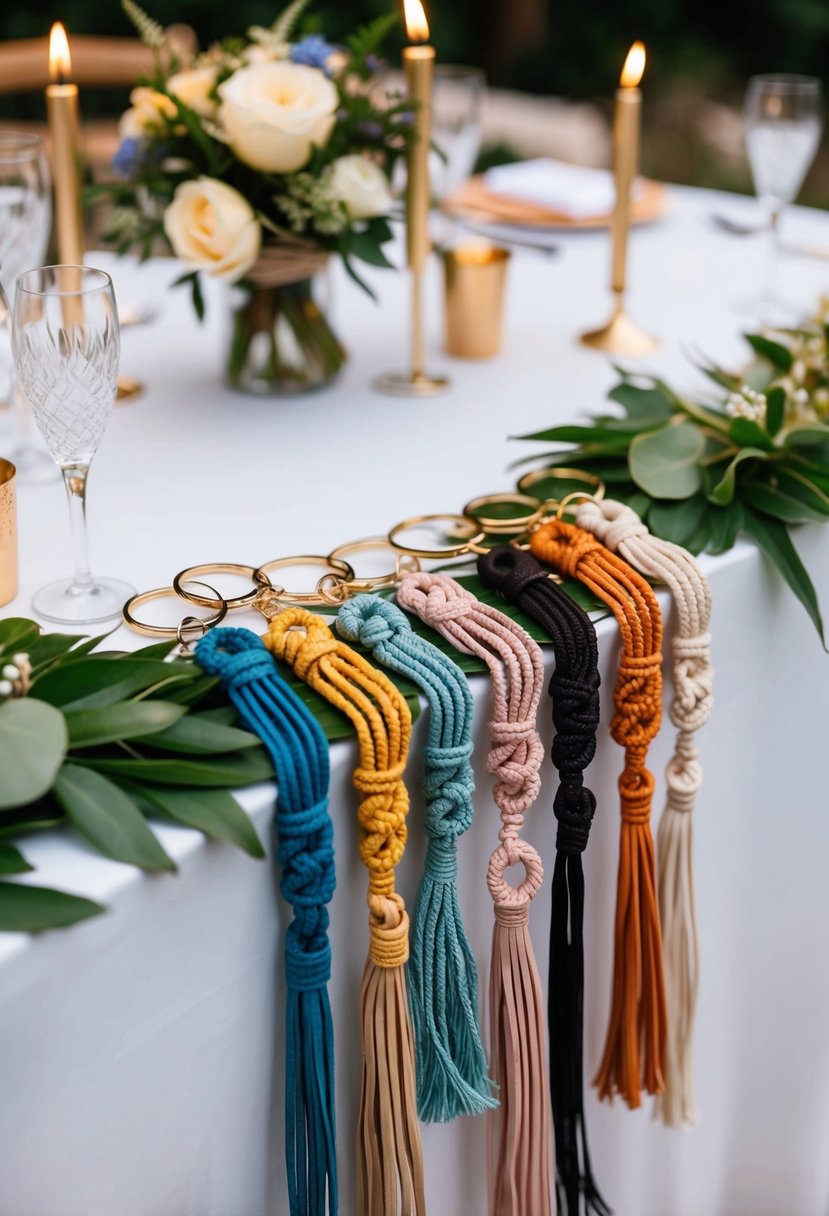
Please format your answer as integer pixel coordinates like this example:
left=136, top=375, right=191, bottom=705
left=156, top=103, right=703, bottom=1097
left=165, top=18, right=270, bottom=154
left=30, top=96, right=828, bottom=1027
left=195, top=628, right=337, bottom=1216
left=337, top=594, right=495, bottom=1122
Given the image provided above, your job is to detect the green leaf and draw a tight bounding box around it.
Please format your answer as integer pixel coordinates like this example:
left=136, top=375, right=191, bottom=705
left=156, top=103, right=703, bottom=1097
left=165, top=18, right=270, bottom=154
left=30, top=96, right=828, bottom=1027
left=32, top=658, right=195, bottom=710
left=629, top=421, right=705, bottom=499
left=708, top=447, right=768, bottom=505
left=775, top=469, right=829, bottom=516
left=0, top=881, right=105, bottom=933
left=707, top=500, right=744, bottom=554
left=729, top=417, right=774, bottom=451
left=80, top=747, right=275, bottom=788
left=64, top=701, right=187, bottom=748
left=146, top=713, right=260, bottom=754
left=137, top=786, right=265, bottom=858
left=743, top=508, right=826, bottom=647
left=782, top=424, right=829, bottom=449
left=514, top=423, right=632, bottom=446
left=0, top=844, right=33, bottom=874
left=0, top=699, right=68, bottom=809
left=765, top=386, right=786, bottom=438
left=742, top=481, right=827, bottom=524
left=54, top=764, right=176, bottom=872
left=607, top=382, right=675, bottom=420
left=0, top=618, right=40, bottom=655
left=744, top=333, right=794, bottom=371
left=647, top=495, right=708, bottom=548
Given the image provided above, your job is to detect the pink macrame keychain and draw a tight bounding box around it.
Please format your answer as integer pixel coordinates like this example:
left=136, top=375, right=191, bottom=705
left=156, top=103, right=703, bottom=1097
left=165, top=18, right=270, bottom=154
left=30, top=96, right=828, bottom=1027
left=397, top=571, right=553, bottom=1216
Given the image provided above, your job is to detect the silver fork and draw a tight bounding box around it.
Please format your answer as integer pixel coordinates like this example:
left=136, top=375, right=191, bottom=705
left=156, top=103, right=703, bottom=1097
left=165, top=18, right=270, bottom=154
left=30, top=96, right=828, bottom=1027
left=708, top=211, right=829, bottom=260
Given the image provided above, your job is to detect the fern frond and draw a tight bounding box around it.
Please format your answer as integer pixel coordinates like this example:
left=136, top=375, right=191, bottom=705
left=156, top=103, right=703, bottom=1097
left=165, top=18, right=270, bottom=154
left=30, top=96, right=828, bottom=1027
left=122, top=0, right=166, bottom=49
left=345, top=12, right=399, bottom=61
left=271, top=0, right=313, bottom=45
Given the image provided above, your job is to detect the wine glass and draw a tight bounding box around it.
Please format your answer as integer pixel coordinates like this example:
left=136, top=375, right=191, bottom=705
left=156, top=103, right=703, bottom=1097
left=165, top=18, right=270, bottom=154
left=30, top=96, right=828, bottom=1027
left=0, top=133, right=55, bottom=483
left=430, top=65, right=485, bottom=200
left=12, top=265, right=134, bottom=625
left=744, top=75, right=822, bottom=322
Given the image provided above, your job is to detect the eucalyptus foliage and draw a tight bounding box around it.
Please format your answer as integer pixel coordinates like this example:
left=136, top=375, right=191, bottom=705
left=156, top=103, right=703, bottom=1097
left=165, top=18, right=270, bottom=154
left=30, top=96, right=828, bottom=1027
left=515, top=324, right=829, bottom=646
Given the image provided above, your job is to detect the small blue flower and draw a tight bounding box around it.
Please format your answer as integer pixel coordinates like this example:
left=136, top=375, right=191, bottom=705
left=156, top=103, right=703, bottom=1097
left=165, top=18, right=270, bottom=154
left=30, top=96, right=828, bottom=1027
left=111, top=138, right=143, bottom=177
left=364, top=54, right=383, bottom=74
left=290, top=34, right=336, bottom=71
left=357, top=120, right=383, bottom=141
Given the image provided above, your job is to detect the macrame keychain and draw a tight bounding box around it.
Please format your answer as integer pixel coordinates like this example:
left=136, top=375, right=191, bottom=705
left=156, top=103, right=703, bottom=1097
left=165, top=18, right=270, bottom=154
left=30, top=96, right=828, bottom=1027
left=476, top=546, right=608, bottom=1216
left=194, top=627, right=337, bottom=1216
left=396, top=571, right=553, bottom=1216
left=264, top=609, right=425, bottom=1216
left=576, top=497, right=713, bottom=1127
left=530, top=518, right=667, bottom=1109
left=336, top=593, right=494, bottom=1122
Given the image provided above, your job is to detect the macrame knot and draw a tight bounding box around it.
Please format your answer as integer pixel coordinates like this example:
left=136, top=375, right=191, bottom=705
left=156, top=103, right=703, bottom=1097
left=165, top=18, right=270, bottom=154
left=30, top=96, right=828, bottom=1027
left=487, top=839, right=543, bottom=906
left=618, top=767, right=655, bottom=823
left=665, top=755, right=702, bottom=802
left=577, top=498, right=649, bottom=549
left=354, top=762, right=408, bottom=877
left=266, top=609, right=339, bottom=679
left=533, top=520, right=606, bottom=580
left=553, top=776, right=597, bottom=854
left=487, top=718, right=543, bottom=809
left=397, top=571, right=475, bottom=625
left=551, top=673, right=601, bottom=771
left=614, top=653, right=662, bottom=747
left=367, top=894, right=410, bottom=967
left=195, top=627, right=276, bottom=687
left=284, top=931, right=332, bottom=992
left=475, top=546, right=549, bottom=601
left=422, top=742, right=475, bottom=838
left=672, top=634, right=714, bottom=725
left=337, top=595, right=408, bottom=650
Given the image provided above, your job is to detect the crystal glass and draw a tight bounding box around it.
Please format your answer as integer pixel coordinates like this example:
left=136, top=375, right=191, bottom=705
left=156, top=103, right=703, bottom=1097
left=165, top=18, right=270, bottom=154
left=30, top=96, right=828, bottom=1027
left=12, top=266, right=134, bottom=625
left=0, top=133, right=55, bottom=483
left=430, top=65, right=485, bottom=200
left=745, top=75, right=822, bottom=321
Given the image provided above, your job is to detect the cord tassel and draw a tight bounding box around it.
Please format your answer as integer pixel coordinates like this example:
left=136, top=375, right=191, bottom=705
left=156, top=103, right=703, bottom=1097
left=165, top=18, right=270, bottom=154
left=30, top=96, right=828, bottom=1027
left=397, top=571, right=553, bottom=1216
left=576, top=499, right=712, bottom=1126
left=337, top=595, right=494, bottom=1121
left=477, top=546, right=610, bottom=1215
left=195, top=628, right=337, bottom=1216
left=531, top=521, right=667, bottom=1109
left=265, top=610, right=425, bottom=1216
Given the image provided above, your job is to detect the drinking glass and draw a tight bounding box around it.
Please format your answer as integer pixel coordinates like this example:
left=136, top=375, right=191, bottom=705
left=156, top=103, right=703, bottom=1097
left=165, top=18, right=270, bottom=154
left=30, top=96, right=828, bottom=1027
left=12, top=266, right=134, bottom=625
left=0, top=133, right=55, bottom=483
left=745, top=75, right=822, bottom=321
left=430, top=65, right=485, bottom=200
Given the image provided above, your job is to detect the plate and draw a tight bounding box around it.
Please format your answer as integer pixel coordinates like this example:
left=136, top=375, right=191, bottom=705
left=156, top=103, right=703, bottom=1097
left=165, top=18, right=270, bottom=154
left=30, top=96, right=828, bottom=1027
left=443, top=175, right=668, bottom=231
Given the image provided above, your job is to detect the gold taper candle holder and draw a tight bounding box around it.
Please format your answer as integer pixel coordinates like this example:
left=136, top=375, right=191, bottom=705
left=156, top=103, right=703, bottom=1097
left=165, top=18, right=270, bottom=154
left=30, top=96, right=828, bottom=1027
left=0, top=460, right=18, bottom=608
left=580, top=41, right=659, bottom=357
left=374, top=3, right=448, bottom=398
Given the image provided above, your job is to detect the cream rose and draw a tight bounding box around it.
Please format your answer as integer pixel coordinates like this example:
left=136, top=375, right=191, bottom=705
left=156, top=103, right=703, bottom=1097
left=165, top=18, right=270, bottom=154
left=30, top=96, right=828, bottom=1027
left=163, top=178, right=261, bottom=282
left=326, top=155, right=392, bottom=220
left=118, top=87, right=177, bottom=139
left=218, top=62, right=338, bottom=173
left=166, top=66, right=219, bottom=119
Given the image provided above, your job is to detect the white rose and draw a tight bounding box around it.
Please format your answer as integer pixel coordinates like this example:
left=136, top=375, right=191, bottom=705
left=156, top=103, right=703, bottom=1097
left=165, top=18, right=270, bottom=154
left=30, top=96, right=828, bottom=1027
left=326, top=155, right=392, bottom=220
left=167, top=66, right=218, bottom=119
left=118, top=87, right=177, bottom=139
left=218, top=62, right=338, bottom=173
left=163, top=178, right=262, bottom=282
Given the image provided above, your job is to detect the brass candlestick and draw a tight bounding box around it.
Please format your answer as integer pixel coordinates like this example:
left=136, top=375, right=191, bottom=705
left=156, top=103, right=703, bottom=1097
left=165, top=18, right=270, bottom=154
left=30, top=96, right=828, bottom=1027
left=374, top=0, right=448, bottom=397
left=580, top=41, right=659, bottom=356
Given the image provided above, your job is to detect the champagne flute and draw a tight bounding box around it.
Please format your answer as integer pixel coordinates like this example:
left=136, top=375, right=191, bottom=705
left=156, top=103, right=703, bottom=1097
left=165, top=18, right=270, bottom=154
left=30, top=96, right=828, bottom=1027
left=745, top=75, right=822, bottom=321
left=12, top=265, right=134, bottom=625
left=0, top=133, right=55, bottom=483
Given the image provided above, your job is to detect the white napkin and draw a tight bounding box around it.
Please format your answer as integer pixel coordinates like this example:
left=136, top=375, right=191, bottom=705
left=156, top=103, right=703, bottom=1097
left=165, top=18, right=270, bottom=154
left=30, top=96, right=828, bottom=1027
left=484, top=158, right=637, bottom=219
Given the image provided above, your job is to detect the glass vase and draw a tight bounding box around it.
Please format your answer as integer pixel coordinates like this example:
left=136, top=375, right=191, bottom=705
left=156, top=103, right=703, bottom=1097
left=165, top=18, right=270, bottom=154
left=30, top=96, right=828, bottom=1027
left=225, top=275, right=347, bottom=396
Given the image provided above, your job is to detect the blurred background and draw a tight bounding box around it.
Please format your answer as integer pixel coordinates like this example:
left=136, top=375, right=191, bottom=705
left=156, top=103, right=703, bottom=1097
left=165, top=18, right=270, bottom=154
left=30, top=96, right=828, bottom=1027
left=2, top=0, right=828, bottom=204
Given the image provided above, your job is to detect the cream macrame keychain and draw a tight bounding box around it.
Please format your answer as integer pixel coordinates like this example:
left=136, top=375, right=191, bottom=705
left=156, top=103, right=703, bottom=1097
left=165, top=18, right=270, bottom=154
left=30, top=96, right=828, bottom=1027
left=576, top=497, right=713, bottom=1127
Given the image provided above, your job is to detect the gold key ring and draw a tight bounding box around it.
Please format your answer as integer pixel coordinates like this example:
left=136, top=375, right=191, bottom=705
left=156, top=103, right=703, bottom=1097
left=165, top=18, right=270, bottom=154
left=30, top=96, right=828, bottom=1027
left=387, top=512, right=486, bottom=559
left=516, top=466, right=605, bottom=502
left=252, top=554, right=356, bottom=606
left=123, top=582, right=228, bottom=638
left=172, top=562, right=264, bottom=611
left=324, top=536, right=422, bottom=600
left=462, top=492, right=551, bottom=535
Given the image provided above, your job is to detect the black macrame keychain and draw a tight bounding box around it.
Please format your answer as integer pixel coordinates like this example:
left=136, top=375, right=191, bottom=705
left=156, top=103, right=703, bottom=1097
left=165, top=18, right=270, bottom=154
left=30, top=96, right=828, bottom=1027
left=478, top=544, right=610, bottom=1216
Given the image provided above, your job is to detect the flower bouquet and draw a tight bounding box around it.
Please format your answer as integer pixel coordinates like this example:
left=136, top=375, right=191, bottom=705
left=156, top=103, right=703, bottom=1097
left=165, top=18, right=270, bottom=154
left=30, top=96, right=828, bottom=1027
left=99, top=0, right=411, bottom=394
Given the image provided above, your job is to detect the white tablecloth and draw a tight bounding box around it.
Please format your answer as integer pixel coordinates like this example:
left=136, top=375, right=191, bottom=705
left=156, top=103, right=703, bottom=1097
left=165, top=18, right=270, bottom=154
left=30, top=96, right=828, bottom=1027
left=2, top=186, right=829, bottom=1216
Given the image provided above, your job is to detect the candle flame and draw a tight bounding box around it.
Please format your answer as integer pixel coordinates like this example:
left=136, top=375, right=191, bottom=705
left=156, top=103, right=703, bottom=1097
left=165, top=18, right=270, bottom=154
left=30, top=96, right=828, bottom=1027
left=49, top=22, right=72, bottom=82
left=403, top=0, right=430, bottom=42
left=620, top=41, right=646, bottom=88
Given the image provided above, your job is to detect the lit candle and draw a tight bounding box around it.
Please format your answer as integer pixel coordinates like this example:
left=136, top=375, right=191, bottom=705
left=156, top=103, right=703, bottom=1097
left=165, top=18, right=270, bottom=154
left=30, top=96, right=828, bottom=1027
left=611, top=40, right=646, bottom=296
left=402, top=0, right=434, bottom=277
left=46, top=22, right=84, bottom=267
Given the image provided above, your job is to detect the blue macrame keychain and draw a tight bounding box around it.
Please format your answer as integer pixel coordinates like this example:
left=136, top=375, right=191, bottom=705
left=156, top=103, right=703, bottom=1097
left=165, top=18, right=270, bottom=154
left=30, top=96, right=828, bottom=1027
left=196, top=628, right=337, bottom=1216
left=337, top=594, right=495, bottom=1122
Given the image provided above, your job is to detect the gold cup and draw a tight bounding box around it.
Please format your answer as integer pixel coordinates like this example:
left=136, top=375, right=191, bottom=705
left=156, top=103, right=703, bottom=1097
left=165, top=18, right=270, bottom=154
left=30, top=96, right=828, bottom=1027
left=443, top=244, right=510, bottom=359
left=0, top=459, right=18, bottom=608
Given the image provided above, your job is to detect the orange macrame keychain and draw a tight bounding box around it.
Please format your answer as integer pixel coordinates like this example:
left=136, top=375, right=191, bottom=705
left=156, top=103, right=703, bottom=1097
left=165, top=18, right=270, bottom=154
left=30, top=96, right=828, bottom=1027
left=531, top=518, right=667, bottom=1108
